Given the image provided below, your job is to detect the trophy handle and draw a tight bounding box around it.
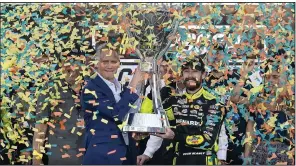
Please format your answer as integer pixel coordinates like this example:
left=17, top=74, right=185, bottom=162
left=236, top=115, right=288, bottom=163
left=155, top=18, right=180, bottom=61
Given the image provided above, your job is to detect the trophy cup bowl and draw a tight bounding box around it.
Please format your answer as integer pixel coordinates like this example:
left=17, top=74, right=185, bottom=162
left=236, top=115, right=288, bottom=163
left=122, top=5, right=179, bottom=134
left=123, top=113, right=166, bottom=133
left=122, top=56, right=168, bottom=134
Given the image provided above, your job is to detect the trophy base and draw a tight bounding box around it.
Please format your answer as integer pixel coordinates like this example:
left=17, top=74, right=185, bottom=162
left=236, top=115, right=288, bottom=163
left=123, top=126, right=166, bottom=133
left=122, top=113, right=166, bottom=133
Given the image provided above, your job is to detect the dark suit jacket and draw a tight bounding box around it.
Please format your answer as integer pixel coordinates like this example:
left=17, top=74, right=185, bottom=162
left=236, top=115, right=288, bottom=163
left=81, top=74, right=139, bottom=165
left=35, top=81, right=85, bottom=165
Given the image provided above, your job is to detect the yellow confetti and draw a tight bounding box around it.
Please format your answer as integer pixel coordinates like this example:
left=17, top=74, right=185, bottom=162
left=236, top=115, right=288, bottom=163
left=101, top=118, right=108, bottom=124
left=64, top=113, right=71, bottom=119
left=33, top=150, right=43, bottom=159
left=71, top=127, right=76, bottom=133
left=84, top=89, right=98, bottom=98
left=92, top=112, right=98, bottom=120
left=19, top=159, right=28, bottom=162
left=93, top=102, right=100, bottom=106
left=128, top=103, right=138, bottom=109
left=25, top=142, right=29, bottom=147
left=32, top=128, right=39, bottom=132
left=49, top=130, right=54, bottom=135
left=35, top=139, right=43, bottom=143
left=90, top=129, right=95, bottom=135
left=45, top=144, right=51, bottom=148
left=107, top=106, right=113, bottom=109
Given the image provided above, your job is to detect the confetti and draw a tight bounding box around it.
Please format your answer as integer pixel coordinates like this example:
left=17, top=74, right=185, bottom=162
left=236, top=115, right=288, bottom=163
left=51, top=144, right=57, bottom=148
left=111, top=135, right=118, bottom=138
left=84, top=89, right=98, bottom=98
left=120, top=157, right=127, bottom=161
left=63, top=145, right=70, bottom=149
left=71, top=127, right=76, bottom=133
left=61, top=153, right=70, bottom=158
left=85, top=110, right=92, bottom=113
left=35, top=139, right=44, bottom=143
left=90, top=129, right=95, bottom=135
left=32, top=128, right=39, bottom=132
left=79, top=148, right=86, bottom=152
left=49, top=130, right=55, bottom=135
left=107, top=150, right=116, bottom=155
left=76, top=152, right=83, bottom=158
left=101, top=118, right=108, bottom=124
left=33, top=150, right=43, bottom=159
left=64, top=113, right=71, bottom=119
left=45, top=144, right=51, bottom=148
left=47, top=122, right=56, bottom=128
left=11, top=146, right=17, bottom=149
left=128, top=103, right=138, bottom=109
left=59, top=120, right=66, bottom=130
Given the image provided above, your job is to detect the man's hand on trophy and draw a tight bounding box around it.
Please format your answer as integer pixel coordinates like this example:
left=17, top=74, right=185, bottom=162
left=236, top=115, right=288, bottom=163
left=137, top=154, right=151, bottom=165
left=129, top=66, right=146, bottom=88
left=153, top=127, right=175, bottom=140
left=132, top=132, right=149, bottom=141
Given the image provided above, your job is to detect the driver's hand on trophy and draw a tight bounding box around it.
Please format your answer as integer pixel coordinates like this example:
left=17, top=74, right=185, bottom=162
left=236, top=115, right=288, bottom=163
left=129, top=66, right=145, bottom=88
left=219, top=160, right=228, bottom=165
left=154, top=127, right=175, bottom=140
left=137, top=154, right=151, bottom=165
left=132, top=132, right=149, bottom=141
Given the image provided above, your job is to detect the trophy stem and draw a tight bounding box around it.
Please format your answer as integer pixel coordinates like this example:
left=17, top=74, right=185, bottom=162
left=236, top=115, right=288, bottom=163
left=150, top=60, right=170, bottom=127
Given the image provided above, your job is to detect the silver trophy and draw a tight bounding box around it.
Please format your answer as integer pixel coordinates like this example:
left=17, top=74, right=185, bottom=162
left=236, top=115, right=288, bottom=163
left=122, top=4, right=180, bottom=133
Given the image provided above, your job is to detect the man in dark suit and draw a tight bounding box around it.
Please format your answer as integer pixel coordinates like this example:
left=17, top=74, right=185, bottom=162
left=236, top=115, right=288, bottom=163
left=32, top=61, right=86, bottom=165
left=81, top=43, right=145, bottom=165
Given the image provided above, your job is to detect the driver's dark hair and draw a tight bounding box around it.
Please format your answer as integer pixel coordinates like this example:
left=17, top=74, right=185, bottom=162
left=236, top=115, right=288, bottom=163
left=181, top=56, right=205, bottom=72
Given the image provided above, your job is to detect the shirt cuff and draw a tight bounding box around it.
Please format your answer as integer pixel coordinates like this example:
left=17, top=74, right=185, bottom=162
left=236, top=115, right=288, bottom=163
left=143, top=147, right=155, bottom=158
left=217, top=149, right=227, bottom=161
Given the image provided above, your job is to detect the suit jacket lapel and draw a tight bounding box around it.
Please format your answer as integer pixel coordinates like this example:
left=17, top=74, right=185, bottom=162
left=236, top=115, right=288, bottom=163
left=92, top=74, right=116, bottom=102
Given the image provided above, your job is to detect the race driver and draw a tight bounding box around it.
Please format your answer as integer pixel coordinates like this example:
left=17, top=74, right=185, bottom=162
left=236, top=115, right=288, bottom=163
left=155, top=56, right=225, bottom=165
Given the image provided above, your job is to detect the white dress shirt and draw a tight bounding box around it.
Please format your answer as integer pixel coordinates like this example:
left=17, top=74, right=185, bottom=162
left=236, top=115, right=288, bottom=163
left=143, top=79, right=166, bottom=158
left=97, top=72, right=122, bottom=102
left=97, top=73, right=131, bottom=145
left=217, top=122, right=228, bottom=160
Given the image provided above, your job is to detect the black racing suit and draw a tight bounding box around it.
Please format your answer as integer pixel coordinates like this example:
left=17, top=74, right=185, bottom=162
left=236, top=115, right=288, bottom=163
left=162, top=87, right=224, bottom=165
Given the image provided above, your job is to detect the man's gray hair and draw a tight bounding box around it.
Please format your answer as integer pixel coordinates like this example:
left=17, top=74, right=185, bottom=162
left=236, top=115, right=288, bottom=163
left=95, top=43, right=120, bottom=61
left=95, top=43, right=107, bottom=61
